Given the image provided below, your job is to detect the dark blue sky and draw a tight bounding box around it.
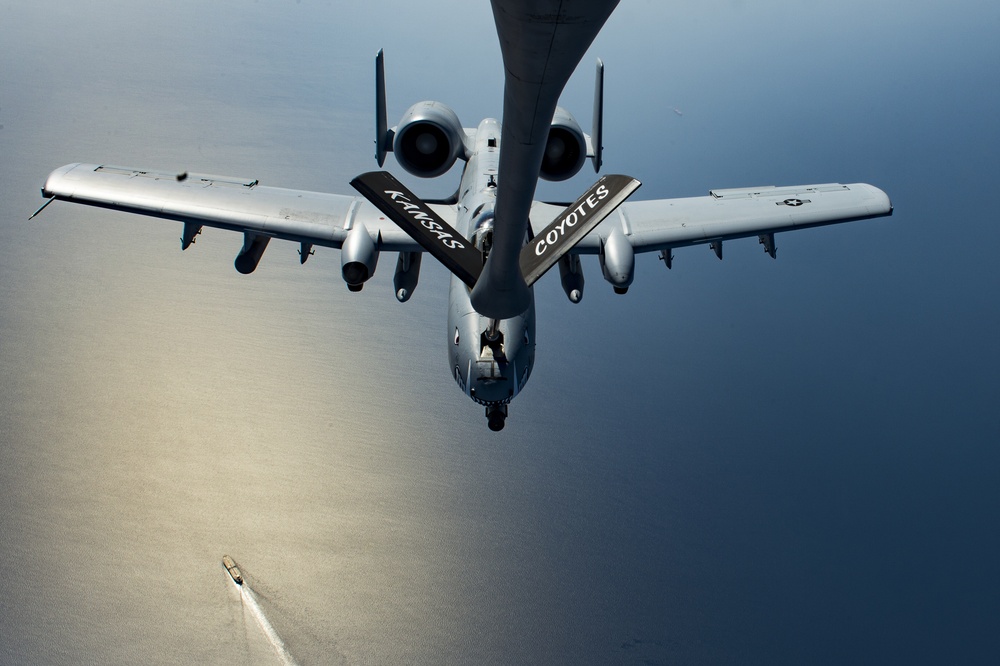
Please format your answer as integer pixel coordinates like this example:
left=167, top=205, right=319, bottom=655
left=1, top=1, right=998, bottom=663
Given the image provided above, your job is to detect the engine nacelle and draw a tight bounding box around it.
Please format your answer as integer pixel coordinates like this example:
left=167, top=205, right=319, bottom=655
left=600, top=225, right=635, bottom=294
left=341, top=223, right=379, bottom=292
left=540, top=107, right=587, bottom=182
left=392, top=101, right=467, bottom=178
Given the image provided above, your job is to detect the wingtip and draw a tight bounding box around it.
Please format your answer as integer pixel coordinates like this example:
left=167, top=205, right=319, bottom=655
left=852, top=183, right=893, bottom=217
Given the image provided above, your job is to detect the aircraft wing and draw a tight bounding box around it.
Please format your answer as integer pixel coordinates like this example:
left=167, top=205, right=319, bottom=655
left=529, top=181, right=892, bottom=255
left=39, top=163, right=433, bottom=255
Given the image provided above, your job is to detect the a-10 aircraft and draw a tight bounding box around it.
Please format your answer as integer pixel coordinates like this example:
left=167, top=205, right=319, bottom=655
left=34, top=0, right=892, bottom=431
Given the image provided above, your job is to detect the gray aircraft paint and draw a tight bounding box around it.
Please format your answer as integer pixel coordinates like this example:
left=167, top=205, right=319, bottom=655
left=446, top=120, right=535, bottom=412
left=4, top=0, right=999, bottom=663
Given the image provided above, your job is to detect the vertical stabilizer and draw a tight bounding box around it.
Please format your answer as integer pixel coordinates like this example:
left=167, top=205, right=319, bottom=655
left=375, top=49, right=389, bottom=166
left=591, top=58, right=604, bottom=172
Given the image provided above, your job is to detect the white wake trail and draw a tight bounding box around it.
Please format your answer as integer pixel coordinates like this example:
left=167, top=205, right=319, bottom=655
left=234, top=579, right=298, bottom=666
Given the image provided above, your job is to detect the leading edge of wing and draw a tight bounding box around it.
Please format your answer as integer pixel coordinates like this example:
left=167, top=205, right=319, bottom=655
left=39, top=163, right=433, bottom=252
left=530, top=182, right=892, bottom=254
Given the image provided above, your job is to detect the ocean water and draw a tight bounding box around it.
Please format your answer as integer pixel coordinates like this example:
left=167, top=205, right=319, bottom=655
left=2, top=1, right=999, bottom=664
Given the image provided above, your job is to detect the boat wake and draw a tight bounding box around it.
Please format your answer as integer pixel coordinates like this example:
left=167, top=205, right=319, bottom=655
left=224, top=557, right=298, bottom=666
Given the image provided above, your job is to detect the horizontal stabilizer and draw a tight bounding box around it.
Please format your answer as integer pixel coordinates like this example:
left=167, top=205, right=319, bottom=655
left=350, top=171, right=483, bottom=288
left=520, top=174, right=640, bottom=286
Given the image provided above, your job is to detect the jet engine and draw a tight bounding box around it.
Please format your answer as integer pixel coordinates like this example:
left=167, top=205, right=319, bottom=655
left=341, top=223, right=379, bottom=292
left=392, top=101, right=467, bottom=178
left=539, top=107, right=587, bottom=182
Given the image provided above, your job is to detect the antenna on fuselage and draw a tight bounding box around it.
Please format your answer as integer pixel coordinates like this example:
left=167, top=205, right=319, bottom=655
left=375, top=48, right=390, bottom=167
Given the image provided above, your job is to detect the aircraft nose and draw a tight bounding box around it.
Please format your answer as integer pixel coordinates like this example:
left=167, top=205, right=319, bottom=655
left=469, top=364, right=514, bottom=404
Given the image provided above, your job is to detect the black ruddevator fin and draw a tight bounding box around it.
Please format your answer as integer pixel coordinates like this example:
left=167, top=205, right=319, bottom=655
left=350, top=171, right=483, bottom=288
left=520, top=174, right=640, bottom=286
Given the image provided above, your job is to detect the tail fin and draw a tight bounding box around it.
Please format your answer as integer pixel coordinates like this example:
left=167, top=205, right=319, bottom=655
left=375, top=49, right=391, bottom=166
left=589, top=58, right=604, bottom=172
left=520, top=173, right=640, bottom=286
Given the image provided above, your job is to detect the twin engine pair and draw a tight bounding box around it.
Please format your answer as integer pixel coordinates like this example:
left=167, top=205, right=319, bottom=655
left=338, top=102, right=602, bottom=296
left=390, top=101, right=589, bottom=181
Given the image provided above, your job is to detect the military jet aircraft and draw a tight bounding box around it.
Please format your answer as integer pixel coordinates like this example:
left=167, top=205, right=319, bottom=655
left=34, top=0, right=892, bottom=431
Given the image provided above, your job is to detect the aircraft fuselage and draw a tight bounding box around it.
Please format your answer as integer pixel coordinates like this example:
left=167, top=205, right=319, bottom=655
left=447, top=119, right=535, bottom=429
